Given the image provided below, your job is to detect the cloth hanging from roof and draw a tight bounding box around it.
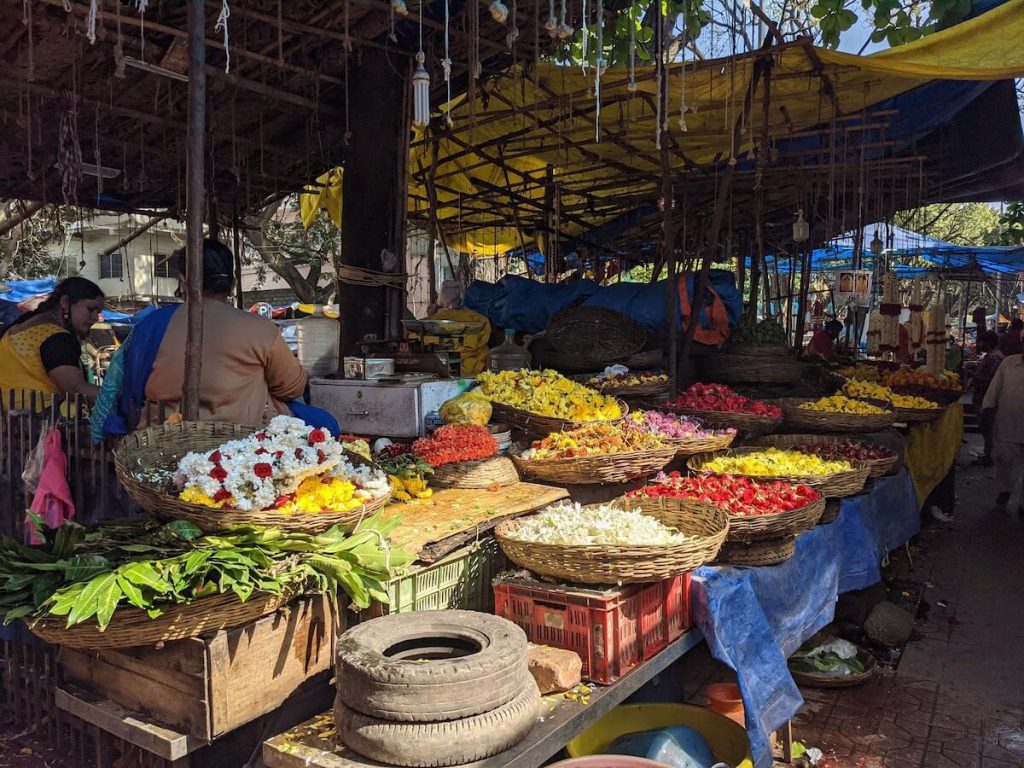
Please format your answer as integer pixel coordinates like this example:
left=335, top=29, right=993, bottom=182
left=300, top=167, right=343, bottom=229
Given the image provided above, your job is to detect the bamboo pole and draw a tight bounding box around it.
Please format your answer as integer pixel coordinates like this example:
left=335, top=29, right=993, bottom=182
left=662, top=134, right=679, bottom=394
left=96, top=213, right=172, bottom=259
left=183, top=0, right=207, bottom=421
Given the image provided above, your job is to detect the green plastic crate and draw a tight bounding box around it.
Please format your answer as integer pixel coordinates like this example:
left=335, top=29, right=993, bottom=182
left=383, top=536, right=505, bottom=614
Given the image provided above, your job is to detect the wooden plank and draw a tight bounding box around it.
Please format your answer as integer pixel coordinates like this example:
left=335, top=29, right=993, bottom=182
left=55, top=684, right=208, bottom=761
left=61, top=642, right=207, bottom=697
left=58, top=595, right=338, bottom=742
left=207, top=594, right=339, bottom=737
left=59, top=647, right=211, bottom=739
left=382, top=483, right=568, bottom=563
left=263, top=631, right=705, bottom=768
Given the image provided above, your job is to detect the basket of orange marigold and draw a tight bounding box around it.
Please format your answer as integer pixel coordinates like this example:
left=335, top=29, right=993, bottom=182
left=509, top=422, right=678, bottom=486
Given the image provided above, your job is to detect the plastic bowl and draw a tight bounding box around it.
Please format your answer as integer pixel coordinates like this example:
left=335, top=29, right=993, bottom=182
left=566, top=703, right=753, bottom=768
left=549, top=757, right=672, bottom=768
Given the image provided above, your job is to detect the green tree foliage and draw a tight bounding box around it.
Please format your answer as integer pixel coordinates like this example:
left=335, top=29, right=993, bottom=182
left=996, top=202, right=1024, bottom=245
left=243, top=198, right=337, bottom=304
left=893, top=203, right=1001, bottom=247
left=0, top=202, right=74, bottom=280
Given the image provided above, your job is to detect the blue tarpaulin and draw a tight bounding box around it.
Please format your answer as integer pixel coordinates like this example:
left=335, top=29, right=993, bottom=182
left=760, top=223, right=1024, bottom=276
left=464, top=271, right=742, bottom=336
left=0, top=278, right=56, bottom=303
left=692, top=468, right=921, bottom=768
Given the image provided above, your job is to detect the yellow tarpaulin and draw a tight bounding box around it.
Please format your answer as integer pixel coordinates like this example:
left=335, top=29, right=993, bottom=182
left=301, top=0, right=1024, bottom=253
left=904, top=402, right=964, bottom=505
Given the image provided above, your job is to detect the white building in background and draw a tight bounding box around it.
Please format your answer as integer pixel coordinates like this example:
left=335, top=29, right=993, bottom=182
left=50, top=215, right=461, bottom=313
left=53, top=214, right=302, bottom=306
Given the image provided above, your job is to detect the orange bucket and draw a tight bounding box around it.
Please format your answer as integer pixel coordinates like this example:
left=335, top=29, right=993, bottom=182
left=706, top=683, right=745, bottom=727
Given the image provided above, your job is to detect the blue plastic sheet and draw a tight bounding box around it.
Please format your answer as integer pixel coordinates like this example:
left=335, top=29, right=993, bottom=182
left=691, top=469, right=921, bottom=768
left=464, top=271, right=741, bottom=336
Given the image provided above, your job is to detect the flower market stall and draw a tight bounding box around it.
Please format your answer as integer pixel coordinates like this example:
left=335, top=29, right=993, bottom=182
left=0, top=0, right=1006, bottom=765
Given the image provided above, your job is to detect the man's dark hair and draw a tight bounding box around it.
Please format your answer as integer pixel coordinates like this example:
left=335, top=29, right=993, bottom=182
left=176, top=239, right=235, bottom=295
left=1010, top=318, right=1023, bottom=331
left=825, top=319, right=843, bottom=334
left=979, top=330, right=999, bottom=351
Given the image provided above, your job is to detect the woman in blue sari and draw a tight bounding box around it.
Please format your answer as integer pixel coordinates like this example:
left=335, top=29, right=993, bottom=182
left=91, top=241, right=338, bottom=441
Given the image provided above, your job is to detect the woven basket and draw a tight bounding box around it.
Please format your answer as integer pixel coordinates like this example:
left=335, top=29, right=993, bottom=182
left=539, top=348, right=662, bottom=374
left=776, top=398, right=895, bottom=433
left=889, top=386, right=961, bottom=406
left=510, top=444, right=677, bottom=485
left=717, top=536, right=796, bottom=566
left=688, top=448, right=869, bottom=498
left=702, top=353, right=805, bottom=385
left=431, top=456, right=519, bottom=489
left=28, top=590, right=293, bottom=650
left=546, top=306, right=647, bottom=359
left=489, top=400, right=628, bottom=439
left=594, top=380, right=671, bottom=399
left=663, top=431, right=736, bottom=459
left=627, top=494, right=824, bottom=542
left=790, top=651, right=876, bottom=689
left=726, top=342, right=792, bottom=357
left=495, top=505, right=729, bottom=584
left=115, top=421, right=392, bottom=534
left=662, top=406, right=783, bottom=437
left=751, top=433, right=899, bottom=479
left=893, top=406, right=943, bottom=424
left=819, top=500, right=841, bottom=524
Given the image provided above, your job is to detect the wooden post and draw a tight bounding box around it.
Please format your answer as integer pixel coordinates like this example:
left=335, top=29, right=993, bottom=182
left=339, top=48, right=407, bottom=353
left=747, top=228, right=761, bottom=319
left=794, top=242, right=812, bottom=352
left=232, top=193, right=244, bottom=310
left=183, top=0, right=206, bottom=422
left=679, top=58, right=768, bottom=374
left=543, top=165, right=555, bottom=283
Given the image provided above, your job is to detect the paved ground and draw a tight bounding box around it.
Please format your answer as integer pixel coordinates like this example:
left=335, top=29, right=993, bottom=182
left=680, top=435, right=1024, bottom=767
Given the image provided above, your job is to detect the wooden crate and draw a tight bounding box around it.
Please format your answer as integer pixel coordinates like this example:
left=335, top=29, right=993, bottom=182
left=59, top=594, right=340, bottom=743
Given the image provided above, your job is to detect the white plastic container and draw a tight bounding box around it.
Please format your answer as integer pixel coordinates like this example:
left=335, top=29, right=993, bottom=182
left=296, top=310, right=340, bottom=377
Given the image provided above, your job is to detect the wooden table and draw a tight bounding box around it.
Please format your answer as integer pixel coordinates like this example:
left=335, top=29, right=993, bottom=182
left=263, top=630, right=704, bottom=768
left=382, top=482, right=568, bottom=562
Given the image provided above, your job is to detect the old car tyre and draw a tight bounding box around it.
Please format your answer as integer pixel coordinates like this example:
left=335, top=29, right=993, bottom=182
left=336, top=610, right=530, bottom=721
left=335, top=677, right=541, bottom=767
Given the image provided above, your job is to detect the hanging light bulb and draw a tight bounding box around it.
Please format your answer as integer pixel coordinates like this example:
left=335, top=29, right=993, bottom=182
left=793, top=209, right=810, bottom=243
left=392, top=0, right=408, bottom=16
left=412, top=52, right=430, bottom=128
left=489, top=0, right=508, bottom=23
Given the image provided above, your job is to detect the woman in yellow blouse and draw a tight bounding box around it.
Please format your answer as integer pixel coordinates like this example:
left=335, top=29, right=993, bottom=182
left=0, top=277, right=104, bottom=409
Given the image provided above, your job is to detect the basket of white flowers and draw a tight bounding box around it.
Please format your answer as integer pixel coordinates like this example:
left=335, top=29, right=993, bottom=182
left=495, top=501, right=728, bottom=584
left=115, top=417, right=392, bottom=534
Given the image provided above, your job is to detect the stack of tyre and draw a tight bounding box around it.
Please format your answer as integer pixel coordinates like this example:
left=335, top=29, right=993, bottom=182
left=335, top=610, right=541, bottom=767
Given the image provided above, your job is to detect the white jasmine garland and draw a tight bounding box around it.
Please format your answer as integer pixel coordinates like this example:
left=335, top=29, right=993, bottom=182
left=173, top=416, right=389, bottom=511
left=510, top=502, right=688, bottom=546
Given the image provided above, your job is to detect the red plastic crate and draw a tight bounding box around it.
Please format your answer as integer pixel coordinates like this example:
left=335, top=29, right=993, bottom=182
left=493, top=573, right=691, bottom=685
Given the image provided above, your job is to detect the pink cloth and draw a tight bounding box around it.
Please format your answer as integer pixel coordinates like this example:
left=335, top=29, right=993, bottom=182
left=26, top=428, right=75, bottom=544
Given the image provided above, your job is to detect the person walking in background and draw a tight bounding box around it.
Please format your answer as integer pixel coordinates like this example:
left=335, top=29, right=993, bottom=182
left=973, top=331, right=1004, bottom=467
left=999, top=317, right=1023, bottom=357
left=982, top=350, right=1024, bottom=517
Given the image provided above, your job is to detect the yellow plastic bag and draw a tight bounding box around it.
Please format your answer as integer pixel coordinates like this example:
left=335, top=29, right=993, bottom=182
left=439, top=390, right=492, bottom=426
